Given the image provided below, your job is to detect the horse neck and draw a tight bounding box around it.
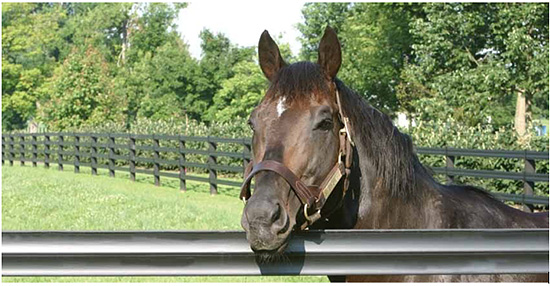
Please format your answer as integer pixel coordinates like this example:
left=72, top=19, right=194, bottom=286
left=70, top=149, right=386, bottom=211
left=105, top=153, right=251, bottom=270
left=336, top=85, right=546, bottom=230
left=339, top=91, right=442, bottom=229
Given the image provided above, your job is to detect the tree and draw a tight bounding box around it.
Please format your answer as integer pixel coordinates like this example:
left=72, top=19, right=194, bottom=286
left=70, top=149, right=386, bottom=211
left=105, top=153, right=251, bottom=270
left=2, top=3, right=66, bottom=130
left=59, top=3, right=133, bottom=64
left=185, top=29, right=256, bottom=121
left=38, top=45, right=123, bottom=129
left=2, top=3, right=192, bottom=131
left=397, top=3, right=548, bottom=131
left=126, top=3, right=187, bottom=63
left=133, top=40, right=199, bottom=122
left=298, top=3, right=417, bottom=114
left=492, top=3, right=549, bottom=136
left=297, top=3, right=350, bottom=62
left=206, top=60, right=268, bottom=122
left=339, top=3, right=416, bottom=114
left=204, top=35, right=298, bottom=123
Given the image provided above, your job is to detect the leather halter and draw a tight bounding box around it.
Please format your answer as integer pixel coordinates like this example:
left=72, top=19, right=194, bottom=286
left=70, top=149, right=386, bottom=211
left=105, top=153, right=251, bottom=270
left=239, top=86, right=354, bottom=229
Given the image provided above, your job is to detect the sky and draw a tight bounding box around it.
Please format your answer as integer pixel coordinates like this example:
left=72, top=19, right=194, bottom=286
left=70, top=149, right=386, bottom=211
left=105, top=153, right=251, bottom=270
left=176, top=2, right=306, bottom=59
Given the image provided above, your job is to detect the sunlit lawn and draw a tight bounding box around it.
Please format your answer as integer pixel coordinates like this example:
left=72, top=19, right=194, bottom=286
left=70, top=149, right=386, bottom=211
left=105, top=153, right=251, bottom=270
left=2, top=164, right=328, bottom=283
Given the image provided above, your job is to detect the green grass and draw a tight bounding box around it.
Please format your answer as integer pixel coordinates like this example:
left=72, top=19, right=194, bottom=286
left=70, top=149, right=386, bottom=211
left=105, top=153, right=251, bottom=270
left=2, top=164, right=328, bottom=283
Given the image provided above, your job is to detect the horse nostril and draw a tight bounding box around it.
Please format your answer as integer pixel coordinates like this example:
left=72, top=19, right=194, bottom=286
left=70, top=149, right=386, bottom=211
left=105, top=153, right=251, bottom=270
left=271, top=203, right=281, bottom=222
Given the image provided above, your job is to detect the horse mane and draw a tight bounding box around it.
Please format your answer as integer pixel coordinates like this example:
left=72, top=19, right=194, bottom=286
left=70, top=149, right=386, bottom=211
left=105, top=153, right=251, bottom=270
left=335, top=79, right=504, bottom=205
left=335, top=79, right=431, bottom=202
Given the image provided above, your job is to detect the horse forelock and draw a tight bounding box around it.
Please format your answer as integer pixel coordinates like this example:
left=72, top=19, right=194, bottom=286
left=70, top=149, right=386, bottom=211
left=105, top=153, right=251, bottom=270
left=263, top=61, right=332, bottom=106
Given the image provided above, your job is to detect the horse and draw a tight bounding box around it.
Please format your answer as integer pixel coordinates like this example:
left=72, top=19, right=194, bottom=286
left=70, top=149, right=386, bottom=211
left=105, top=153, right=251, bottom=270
left=239, top=27, right=549, bottom=282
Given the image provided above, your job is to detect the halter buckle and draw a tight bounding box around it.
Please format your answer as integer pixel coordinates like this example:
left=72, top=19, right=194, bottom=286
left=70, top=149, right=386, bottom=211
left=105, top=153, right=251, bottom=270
left=303, top=204, right=321, bottom=224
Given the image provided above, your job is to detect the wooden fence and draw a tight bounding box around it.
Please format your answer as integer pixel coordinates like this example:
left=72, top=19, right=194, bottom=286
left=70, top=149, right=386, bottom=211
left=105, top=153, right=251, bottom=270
left=2, top=132, right=548, bottom=208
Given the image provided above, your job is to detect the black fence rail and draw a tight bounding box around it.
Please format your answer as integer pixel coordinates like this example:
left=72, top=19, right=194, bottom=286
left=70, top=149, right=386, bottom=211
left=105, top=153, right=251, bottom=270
left=3, top=229, right=548, bottom=276
left=2, top=132, right=548, bottom=208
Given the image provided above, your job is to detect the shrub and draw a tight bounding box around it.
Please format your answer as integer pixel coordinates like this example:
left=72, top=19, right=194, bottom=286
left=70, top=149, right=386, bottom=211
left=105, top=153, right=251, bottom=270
left=402, top=118, right=548, bottom=196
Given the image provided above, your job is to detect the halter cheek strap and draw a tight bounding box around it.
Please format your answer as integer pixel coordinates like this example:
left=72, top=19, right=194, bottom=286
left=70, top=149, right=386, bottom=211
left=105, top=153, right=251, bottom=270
left=239, top=86, right=354, bottom=230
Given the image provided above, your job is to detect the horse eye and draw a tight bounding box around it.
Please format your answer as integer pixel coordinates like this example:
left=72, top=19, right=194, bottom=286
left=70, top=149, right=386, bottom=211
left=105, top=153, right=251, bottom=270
left=315, top=118, right=333, bottom=131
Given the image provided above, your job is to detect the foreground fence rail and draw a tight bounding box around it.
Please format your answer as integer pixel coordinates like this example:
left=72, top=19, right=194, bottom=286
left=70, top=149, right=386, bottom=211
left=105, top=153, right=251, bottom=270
left=1, top=132, right=548, bottom=208
left=2, top=229, right=548, bottom=276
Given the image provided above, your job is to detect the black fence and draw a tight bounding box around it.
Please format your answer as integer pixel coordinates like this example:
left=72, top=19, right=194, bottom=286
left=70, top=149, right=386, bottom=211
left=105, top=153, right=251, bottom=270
left=2, top=132, right=548, bottom=208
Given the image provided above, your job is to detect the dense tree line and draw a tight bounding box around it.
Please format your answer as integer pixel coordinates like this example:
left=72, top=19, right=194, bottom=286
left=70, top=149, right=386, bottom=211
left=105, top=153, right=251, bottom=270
left=2, top=3, right=271, bottom=131
left=298, top=3, right=548, bottom=136
left=2, top=3, right=548, bottom=140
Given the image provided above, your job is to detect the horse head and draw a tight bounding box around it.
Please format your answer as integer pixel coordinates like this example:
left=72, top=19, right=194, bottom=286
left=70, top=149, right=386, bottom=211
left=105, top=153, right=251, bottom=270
left=240, top=27, right=353, bottom=260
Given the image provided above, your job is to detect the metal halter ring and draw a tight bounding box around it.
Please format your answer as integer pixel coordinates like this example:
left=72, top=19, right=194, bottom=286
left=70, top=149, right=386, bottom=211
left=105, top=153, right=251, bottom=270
left=303, top=204, right=320, bottom=223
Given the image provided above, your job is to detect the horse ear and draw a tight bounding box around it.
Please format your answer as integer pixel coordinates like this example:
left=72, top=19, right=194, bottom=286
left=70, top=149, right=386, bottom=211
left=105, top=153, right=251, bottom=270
left=258, top=30, right=286, bottom=82
left=317, top=26, right=341, bottom=80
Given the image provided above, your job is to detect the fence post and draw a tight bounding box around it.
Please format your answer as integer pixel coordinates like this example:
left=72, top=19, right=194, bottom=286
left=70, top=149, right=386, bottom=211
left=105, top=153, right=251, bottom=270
left=1, top=135, right=5, bottom=165
left=108, top=134, right=115, bottom=177
left=179, top=136, right=186, bottom=192
left=129, top=135, right=136, bottom=182
left=445, top=147, right=455, bottom=185
left=58, top=134, right=64, bottom=171
left=32, top=134, right=37, bottom=167
left=153, top=135, right=160, bottom=186
left=20, top=135, right=25, bottom=166
left=523, top=151, right=535, bottom=212
left=91, top=135, right=97, bottom=176
left=9, top=135, right=14, bottom=166
left=74, top=133, right=80, bottom=173
left=44, top=134, right=50, bottom=168
left=242, top=139, right=251, bottom=175
left=208, top=137, right=218, bottom=195
left=2, top=135, right=7, bottom=165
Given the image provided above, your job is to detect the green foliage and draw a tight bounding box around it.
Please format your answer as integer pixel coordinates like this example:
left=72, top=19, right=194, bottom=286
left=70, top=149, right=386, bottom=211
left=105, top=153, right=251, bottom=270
left=2, top=3, right=66, bottom=130
left=339, top=3, right=416, bottom=114
left=189, top=29, right=256, bottom=121
left=39, top=45, right=123, bottom=129
left=204, top=35, right=294, bottom=123
left=2, top=3, right=198, bottom=132
left=206, top=61, right=267, bottom=122
left=2, top=65, right=42, bottom=130
left=62, top=3, right=132, bottom=63
left=403, top=118, right=549, bottom=196
left=405, top=118, right=548, bottom=151
left=4, top=1, right=548, bottom=166
left=127, top=3, right=185, bottom=62
left=397, top=3, right=549, bottom=127
left=297, top=3, right=548, bottom=129
left=298, top=3, right=417, bottom=114
left=297, top=2, right=350, bottom=61
left=132, top=40, right=198, bottom=122
left=58, top=115, right=250, bottom=139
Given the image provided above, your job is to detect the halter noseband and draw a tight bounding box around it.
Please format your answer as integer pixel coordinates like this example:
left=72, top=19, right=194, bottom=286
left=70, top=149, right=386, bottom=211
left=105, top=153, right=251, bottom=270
left=239, top=86, right=354, bottom=230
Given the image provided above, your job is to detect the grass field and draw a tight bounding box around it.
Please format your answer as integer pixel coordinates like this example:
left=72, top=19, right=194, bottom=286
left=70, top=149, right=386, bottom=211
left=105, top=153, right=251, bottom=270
left=2, top=164, right=328, bottom=283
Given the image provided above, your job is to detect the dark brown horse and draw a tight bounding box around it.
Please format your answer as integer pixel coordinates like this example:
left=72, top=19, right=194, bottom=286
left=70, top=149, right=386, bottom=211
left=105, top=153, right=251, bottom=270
left=240, top=27, right=548, bottom=282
